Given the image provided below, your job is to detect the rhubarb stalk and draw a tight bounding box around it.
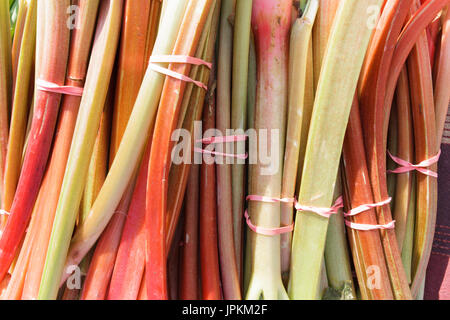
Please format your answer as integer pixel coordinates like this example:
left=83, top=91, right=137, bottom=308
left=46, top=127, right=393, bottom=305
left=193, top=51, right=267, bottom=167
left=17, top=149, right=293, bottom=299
left=145, top=0, right=214, bottom=299
left=0, top=0, right=70, bottom=282
left=106, top=140, right=152, bottom=300
left=289, top=0, right=383, bottom=299
left=342, top=97, right=394, bottom=300
left=245, top=0, right=291, bottom=300
left=435, top=7, right=449, bottom=145
left=18, top=0, right=99, bottom=299
left=60, top=0, right=189, bottom=278
left=280, top=0, right=318, bottom=278
left=359, top=0, right=416, bottom=300
left=392, top=68, right=414, bottom=249
left=216, top=0, right=241, bottom=300
left=200, top=83, right=222, bottom=300
left=38, top=0, right=123, bottom=299
left=406, top=1, right=438, bottom=295
left=0, top=0, right=12, bottom=204
left=2, top=0, right=35, bottom=215
left=231, top=0, right=252, bottom=283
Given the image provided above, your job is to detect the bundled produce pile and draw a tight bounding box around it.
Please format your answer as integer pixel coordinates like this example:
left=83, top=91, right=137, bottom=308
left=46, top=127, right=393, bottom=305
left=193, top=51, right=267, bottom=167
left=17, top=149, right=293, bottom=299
left=0, top=0, right=448, bottom=300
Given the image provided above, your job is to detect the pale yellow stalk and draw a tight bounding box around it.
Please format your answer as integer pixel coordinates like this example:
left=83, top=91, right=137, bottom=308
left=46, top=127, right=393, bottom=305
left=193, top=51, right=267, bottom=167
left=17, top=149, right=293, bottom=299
left=289, top=0, right=383, bottom=299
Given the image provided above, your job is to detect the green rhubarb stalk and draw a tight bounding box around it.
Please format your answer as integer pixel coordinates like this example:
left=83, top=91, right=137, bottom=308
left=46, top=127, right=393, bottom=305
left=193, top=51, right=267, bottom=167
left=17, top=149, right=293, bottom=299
left=11, top=0, right=27, bottom=87
left=386, top=107, right=398, bottom=204
left=318, top=261, right=328, bottom=299
left=9, top=0, right=17, bottom=39
left=280, top=0, right=318, bottom=279
left=324, top=172, right=356, bottom=299
left=294, top=34, right=314, bottom=200
left=0, top=0, right=12, bottom=206
left=38, top=0, right=123, bottom=300
left=312, top=0, right=341, bottom=90
left=393, top=67, right=414, bottom=249
left=216, top=0, right=241, bottom=300
left=402, top=176, right=416, bottom=284
left=243, top=32, right=256, bottom=294
left=60, top=0, right=189, bottom=277
left=288, top=0, right=383, bottom=300
left=231, top=0, right=252, bottom=282
left=295, top=0, right=339, bottom=202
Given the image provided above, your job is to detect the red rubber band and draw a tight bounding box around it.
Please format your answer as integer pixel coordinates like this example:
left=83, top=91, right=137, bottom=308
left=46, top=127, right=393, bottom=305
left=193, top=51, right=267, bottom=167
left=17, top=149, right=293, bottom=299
left=244, top=195, right=295, bottom=235
left=36, top=79, right=83, bottom=96
left=387, top=150, right=441, bottom=178
left=294, top=196, right=344, bottom=218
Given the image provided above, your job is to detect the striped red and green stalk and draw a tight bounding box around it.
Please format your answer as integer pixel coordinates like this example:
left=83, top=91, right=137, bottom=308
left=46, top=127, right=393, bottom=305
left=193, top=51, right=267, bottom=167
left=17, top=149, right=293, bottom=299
left=245, top=0, right=291, bottom=300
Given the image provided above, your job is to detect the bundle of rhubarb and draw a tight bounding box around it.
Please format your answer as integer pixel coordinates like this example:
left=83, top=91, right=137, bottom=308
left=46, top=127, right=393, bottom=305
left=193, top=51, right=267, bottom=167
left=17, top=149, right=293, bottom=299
left=0, top=0, right=448, bottom=300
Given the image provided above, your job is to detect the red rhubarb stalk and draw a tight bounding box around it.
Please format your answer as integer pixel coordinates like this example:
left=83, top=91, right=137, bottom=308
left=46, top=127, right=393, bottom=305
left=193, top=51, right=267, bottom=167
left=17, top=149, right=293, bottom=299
left=342, top=97, right=394, bottom=300
left=179, top=164, right=200, bottom=300
left=145, top=0, right=214, bottom=299
left=18, top=0, right=99, bottom=299
left=359, top=0, right=415, bottom=300
left=406, top=1, right=438, bottom=295
left=435, top=7, right=450, bottom=145
left=0, top=0, right=70, bottom=281
left=200, top=87, right=222, bottom=300
left=107, top=141, right=152, bottom=300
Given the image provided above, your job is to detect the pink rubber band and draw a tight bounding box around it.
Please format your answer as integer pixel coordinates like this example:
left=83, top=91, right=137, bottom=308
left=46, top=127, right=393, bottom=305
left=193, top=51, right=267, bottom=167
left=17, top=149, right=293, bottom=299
left=148, top=55, right=212, bottom=90
left=0, top=209, right=9, bottom=216
left=194, top=147, right=248, bottom=160
left=149, top=64, right=208, bottom=90
left=245, top=195, right=295, bottom=235
left=150, top=55, right=212, bottom=69
left=114, top=210, right=128, bottom=217
left=36, top=79, right=83, bottom=96
left=197, top=135, right=248, bottom=144
left=344, top=197, right=392, bottom=217
left=387, top=150, right=441, bottom=178
left=244, top=210, right=294, bottom=236
left=195, top=135, right=248, bottom=159
left=345, top=219, right=396, bottom=231
left=295, top=196, right=344, bottom=219
left=246, top=194, right=296, bottom=204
